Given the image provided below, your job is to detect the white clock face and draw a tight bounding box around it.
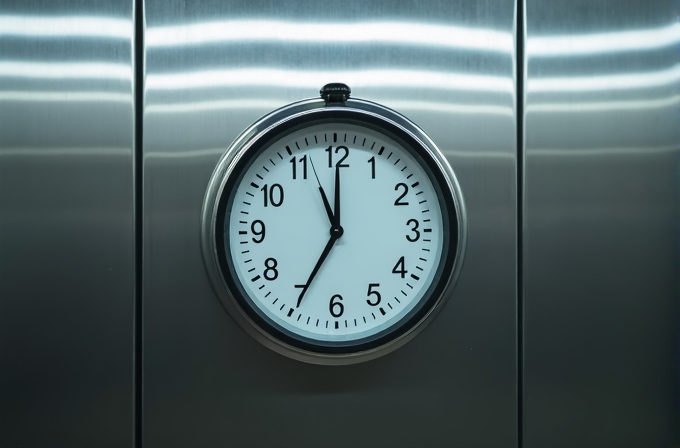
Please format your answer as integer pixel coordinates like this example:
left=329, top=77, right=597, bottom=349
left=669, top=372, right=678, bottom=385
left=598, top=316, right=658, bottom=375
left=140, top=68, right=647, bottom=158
left=218, top=120, right=450, bottom=349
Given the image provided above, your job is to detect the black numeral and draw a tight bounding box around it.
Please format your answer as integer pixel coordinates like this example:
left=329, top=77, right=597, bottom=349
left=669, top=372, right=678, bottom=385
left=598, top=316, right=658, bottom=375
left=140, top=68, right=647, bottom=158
left=394, top=183, right=409, bottom=206
left=290, top=155, right=307, bottom=180
left=325, top=146, right=349, bottom=168
left=263, top=257, right=278, bottom=281
left=406, top=219, right=420, bottom=242
left=366, top=283, right=381, bottom=306
left=392, top=256, right=407, bottom=278
left=368, top=156, right=375, bottom=179
left=329, top=294, right=344, bottom=317
left=261, top=183, right=284, bottom=207
left=251, top=220, right=265, bottom=243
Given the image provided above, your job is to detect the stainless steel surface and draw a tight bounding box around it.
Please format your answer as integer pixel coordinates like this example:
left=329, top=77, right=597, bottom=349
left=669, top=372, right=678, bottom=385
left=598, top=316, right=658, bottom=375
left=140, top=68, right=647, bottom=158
left=0, top=2, right=135, bottom=447
left=143, top=0, right=517, bottom=446
left=523, top=1, right=680, bottom=446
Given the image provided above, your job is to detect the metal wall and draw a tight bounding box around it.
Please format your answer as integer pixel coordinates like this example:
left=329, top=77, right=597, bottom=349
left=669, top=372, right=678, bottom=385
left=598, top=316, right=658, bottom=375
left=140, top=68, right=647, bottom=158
left=142, top=1, right=517, bottom=446
left=1, top=0, right=679, bottom=447
left=523, top=0, right=680, bottom=446
left=0, top=1, right=136, bottom=447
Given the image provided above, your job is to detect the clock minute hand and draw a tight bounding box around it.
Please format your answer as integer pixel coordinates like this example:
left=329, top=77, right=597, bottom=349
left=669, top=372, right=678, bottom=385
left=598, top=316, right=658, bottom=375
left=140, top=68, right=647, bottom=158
left=296, top=232, right=338, bottom=307
left=309, top=157, right=334, bottom=224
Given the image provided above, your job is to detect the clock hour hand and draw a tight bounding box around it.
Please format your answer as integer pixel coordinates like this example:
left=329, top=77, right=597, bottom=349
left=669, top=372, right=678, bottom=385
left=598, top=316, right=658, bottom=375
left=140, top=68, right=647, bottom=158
left=296, top=232, right=338, bottom=307
left=309, top=157, right=334, bottom=225
left=333, top=165, right=340, bottom=226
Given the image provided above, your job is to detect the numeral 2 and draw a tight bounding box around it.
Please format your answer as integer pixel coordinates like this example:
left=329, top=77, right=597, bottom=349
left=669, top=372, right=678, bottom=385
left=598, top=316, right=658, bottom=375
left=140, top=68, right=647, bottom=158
left=394, top=183, right=409, bottom=206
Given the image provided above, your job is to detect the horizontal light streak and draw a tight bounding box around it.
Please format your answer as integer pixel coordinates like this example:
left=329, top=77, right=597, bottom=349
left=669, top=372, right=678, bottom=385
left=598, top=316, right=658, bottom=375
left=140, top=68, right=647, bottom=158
left=527, top=95, right=680, bottom=113
left=0, top=15, right=131, bottom=39
left=0, top=147, right=131, bottom=157
left=528, top=145, right=679, bottom=157
left=528, top=64, right=680, bottom=92
left=0, top=91, right=131, bottom=103
left=387, top=100, right=514, bottom=116
left=146, top=68, right=514, bottom=93
left=0, top=61, right=131, bottom=81
left=146, top=20, right=513, bottom=53
left=144, top=98, right=513, bottom=117
left=145, top=148, right=225, bottom=160
left=2, top=14, right=677, bottom=61
left=3, top=63, right=676, bottom=100
left=527, top=22, right=680, bottom=56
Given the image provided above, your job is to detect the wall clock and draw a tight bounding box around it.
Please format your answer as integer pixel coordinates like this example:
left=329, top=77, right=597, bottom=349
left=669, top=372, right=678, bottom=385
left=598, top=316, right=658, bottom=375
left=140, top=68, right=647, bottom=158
left=201, top=84, right=466, bottom=364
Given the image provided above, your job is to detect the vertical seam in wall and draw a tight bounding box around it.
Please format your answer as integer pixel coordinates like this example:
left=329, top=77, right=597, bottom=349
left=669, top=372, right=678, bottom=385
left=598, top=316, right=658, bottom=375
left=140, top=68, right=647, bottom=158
left=133, top=0, right=144, bottom=447
left=515, top=1, right=525, bottom=447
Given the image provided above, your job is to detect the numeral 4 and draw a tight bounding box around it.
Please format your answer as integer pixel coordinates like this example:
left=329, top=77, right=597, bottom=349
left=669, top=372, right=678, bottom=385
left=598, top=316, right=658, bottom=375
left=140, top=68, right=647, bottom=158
left=392, top=256, right=407, bottom=278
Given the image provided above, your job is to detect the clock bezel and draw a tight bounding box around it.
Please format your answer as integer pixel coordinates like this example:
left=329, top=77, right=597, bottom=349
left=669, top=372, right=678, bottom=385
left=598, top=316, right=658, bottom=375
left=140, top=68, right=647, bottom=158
left=201, top=97, right=467, bottom=365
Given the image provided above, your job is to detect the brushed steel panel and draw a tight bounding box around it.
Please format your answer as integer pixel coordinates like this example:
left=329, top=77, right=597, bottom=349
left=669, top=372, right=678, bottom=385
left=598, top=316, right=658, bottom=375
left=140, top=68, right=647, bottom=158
left=0, top=2, right=135, bottom=447
left=143, top=1, right=517, bottom=447
left=523, top=1, right=680, bottom=446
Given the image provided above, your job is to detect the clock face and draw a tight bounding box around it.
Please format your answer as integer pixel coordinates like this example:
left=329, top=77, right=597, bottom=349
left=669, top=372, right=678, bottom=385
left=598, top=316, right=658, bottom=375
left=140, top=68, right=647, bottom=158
left=204, top=103, right=465, bottom=364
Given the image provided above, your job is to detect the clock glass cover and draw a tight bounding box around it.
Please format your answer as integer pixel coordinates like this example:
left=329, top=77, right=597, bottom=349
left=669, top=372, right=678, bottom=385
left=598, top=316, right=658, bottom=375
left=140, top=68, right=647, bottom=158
left=202, top=85, right=466, bottom=364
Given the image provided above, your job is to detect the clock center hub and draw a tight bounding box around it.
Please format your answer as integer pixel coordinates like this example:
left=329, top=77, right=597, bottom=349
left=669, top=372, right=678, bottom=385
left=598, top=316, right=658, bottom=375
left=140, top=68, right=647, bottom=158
left=330, top=225, right=344, bottom=239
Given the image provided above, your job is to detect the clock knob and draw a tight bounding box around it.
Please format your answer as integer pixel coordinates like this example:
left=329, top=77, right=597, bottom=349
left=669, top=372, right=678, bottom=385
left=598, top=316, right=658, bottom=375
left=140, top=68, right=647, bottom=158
left=320, top=83, right=351, bottom=103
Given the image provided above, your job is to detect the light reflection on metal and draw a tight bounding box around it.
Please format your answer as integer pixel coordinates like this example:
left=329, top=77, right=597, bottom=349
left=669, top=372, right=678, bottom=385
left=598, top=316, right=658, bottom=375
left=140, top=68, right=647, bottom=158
left=528, top=145, right=679, bottom=157
left=146, top=68, right=514, bottom=93
left=527, top=22, right=680, bottom=56
left=528, top=64, right=680, bottom=92
left=0, top=147, right=131, bottom=157
left=527, top=95, right=680, bottom=113
left=0, top=61, right=130, bottom=81
left=0, top=15, right=131, bottom=39
left=0, top=91, right=132, bottom=103
left=146, top=20, right=513, bottom=53
left=144, top=98, right=514, bottom=116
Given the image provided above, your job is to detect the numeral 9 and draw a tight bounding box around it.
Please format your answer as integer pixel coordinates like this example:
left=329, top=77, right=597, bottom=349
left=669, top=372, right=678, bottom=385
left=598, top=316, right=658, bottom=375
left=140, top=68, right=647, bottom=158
left=251, top=220, right=265, bottom=243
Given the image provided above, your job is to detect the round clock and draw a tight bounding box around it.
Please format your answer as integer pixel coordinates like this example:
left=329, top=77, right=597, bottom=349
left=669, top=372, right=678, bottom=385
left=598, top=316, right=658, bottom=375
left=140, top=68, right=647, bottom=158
left=201, top=84, right=466, bottom=364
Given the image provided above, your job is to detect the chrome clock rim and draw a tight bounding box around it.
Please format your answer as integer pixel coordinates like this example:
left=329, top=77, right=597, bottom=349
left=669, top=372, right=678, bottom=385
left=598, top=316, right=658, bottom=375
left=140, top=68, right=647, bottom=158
left=201, top=96, right=467, bottom=365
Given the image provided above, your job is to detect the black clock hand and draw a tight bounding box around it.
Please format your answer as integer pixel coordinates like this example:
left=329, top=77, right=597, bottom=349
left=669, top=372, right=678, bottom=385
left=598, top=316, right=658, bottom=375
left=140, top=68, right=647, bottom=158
left=296, top=232, right=339, bottom=307
left=309, top=157, right=334, bottom=224
left=334, top=165, right=340, bottom=226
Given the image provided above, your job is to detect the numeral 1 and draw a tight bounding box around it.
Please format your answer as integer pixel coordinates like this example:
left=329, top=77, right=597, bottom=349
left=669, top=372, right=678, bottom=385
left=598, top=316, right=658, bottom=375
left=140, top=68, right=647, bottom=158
left=368, top=156, right=375, bottom=179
